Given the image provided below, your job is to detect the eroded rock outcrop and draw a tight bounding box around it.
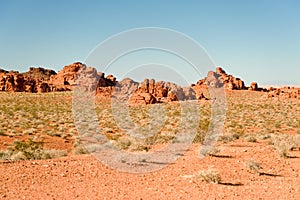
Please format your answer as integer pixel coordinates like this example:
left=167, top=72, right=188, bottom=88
left=249, top=82, right=258, bottom=91
left=195, top=67, right=246, bottom=90
left=69, top=63, right=117, bottom=96
left=0, top=62, right=118, bottom=94
left=95, top=73, right=117, bottom=97
left=0, top=66, right=58, bottom=93
left=1, top=63, right=297, bottom=102
left=125, top=79, right=196, bottom=105
left=48, top=62, right=83, bottom=91
left=0, top=69, right=8, bottom=74
left=267, top=88, right=299, bottom=99
left=0, top=72, right=37, bottom=92
left=192, top=67, right=246, bottom=100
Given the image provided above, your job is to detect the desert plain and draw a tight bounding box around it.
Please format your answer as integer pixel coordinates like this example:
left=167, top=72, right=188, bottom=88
left=0, top=63, right=299, bottom=199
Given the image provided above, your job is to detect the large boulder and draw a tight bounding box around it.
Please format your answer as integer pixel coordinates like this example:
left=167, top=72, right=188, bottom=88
left=249, top=82, right=258, bottom=91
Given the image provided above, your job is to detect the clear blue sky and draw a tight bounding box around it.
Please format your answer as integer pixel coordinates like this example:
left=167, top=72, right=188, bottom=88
left=0, top=0, right=299, bottom=86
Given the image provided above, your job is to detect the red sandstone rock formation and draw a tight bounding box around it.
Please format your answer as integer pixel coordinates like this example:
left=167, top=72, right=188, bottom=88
left=0, top=66, right=57, bottom=93
left=2, top=63, right=297, bottom=101
left=126, top=79, right=196, bottom=105
left=194, top=67, right=246, bottom=90
left=49, top=62, right=83, bottom=91
left=0, top=72, right=37, bottom=92
left=249, top=82, right=258, bottom=91
left=0, top=62, right=118, bottom=94
left=0, top=69, right=8, bottom=74
left=192, top=67, right=246, bottom=100
left=267, top=88, right=299, bottom=99
left=96, top=73, right=117, bottom=97
left=22, top=67, right=56, bottom=81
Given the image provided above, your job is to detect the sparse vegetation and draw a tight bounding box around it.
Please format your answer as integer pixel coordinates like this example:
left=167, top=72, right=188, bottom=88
left=0, top=89, right=298, bottom=158
left=0, top=138, right=67, bottom=160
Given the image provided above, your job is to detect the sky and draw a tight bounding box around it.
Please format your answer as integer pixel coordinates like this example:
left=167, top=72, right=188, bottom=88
left=0, top=0, right=299, bottom=86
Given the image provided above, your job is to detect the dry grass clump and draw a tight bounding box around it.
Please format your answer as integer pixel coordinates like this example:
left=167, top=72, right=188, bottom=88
left=112, top=136, right=149, bottom=152
left=207, top=147, right=221, bottom=156
left=218, top=133, right=240, bottom=143
left=245, top=160, right=261, bottom=174
left=182, top=167, right=222, bottom=184
left=193, top=168, right=222, bottom=184
left=271, top=134, right=299, bottom=158
left=244, top=134, right=258, bottom=143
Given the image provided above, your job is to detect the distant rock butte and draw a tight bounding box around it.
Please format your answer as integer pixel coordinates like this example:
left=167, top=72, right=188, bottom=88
left=194, top=67, right=246, bottom=90
left=0, top=64, right=298, bottom=102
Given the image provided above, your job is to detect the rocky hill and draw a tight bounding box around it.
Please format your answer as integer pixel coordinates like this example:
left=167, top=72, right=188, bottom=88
left=0, top=63, right=298, bottom=103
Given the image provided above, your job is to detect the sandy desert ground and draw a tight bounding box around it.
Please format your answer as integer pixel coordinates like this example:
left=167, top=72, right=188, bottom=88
left=0, top=90, right=299, bottom=199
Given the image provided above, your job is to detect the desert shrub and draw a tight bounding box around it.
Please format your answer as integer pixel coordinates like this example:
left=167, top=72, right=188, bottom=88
left=272, top=134, right=299, bottom=158
left=0, top=150, right=12, bottom=160
left=274, top=122, right=281, bottom=129
left=193, top=130, right=206, bottom=143
left=113, top=135, right=150, bottom=152
left=245, top=135, right=257, bottom=143
left=43, top=149, right=68, bottom=158
left=258, top=134, right=272, bottom=140
left=208, top=147, right=221, bottom=156
left=194, top=118, right=210, bottom=139
left=194, top=168, right=222, bottom=184
left=0, top=130, right=8, bottom=136
left=218, top=133, right=240, bottom=143
left=278, top=146, right=288, bottom=158
left=116, top=136, right=132, bottom=150
left=245, top=160, right=261, bottom=174
left=73, top=144, right=88, bottom=155
left=128, top=142, right=149, bottom=152
left=12, top=139, right=47, bottom=160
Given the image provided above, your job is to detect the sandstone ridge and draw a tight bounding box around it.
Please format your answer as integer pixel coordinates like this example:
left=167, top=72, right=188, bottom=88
left=0, top=63, right=298, bottom=102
